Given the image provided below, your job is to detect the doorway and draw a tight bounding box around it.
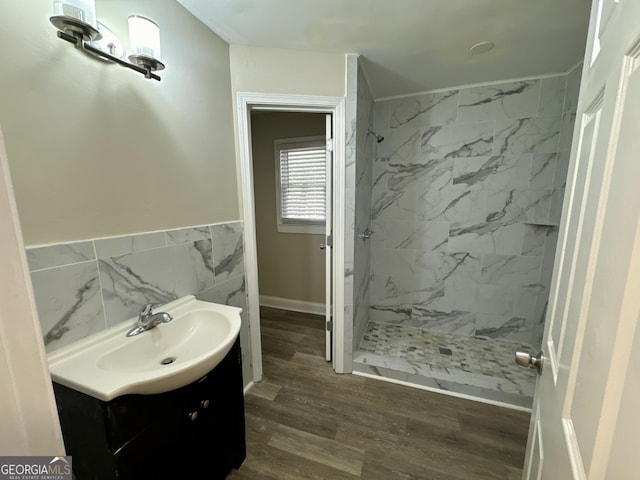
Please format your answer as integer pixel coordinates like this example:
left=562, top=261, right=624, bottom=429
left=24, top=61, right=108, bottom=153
left=250, top=111, right=329, bottom=361
left=236, top=93, right=347, bottom=383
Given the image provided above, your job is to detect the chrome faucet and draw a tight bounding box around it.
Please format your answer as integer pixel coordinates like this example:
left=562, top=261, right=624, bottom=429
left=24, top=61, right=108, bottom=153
left=125, top=303, right=173, bottom=337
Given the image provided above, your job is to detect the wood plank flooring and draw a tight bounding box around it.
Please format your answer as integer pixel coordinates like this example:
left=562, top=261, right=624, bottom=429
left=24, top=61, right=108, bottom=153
left=228, top=308, right=531, bottom=479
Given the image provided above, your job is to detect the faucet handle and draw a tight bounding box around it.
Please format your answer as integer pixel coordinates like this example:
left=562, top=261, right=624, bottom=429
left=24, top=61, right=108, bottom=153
left=139, top=302, right=161, bottom=319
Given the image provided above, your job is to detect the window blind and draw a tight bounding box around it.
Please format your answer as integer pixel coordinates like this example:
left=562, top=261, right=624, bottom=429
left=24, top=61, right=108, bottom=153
left=278, top=143, right=326, bottom=223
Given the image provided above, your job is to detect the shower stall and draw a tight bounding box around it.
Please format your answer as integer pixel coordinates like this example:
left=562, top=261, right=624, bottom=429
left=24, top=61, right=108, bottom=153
left=346, top=56, right=582, bottom=408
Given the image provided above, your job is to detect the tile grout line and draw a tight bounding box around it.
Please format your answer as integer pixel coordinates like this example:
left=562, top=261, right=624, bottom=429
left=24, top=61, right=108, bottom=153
left=92, top=240, right=109, bottom=330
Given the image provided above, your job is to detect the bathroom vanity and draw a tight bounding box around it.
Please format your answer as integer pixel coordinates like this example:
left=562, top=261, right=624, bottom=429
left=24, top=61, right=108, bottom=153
left=53, top=338, right=246, bottom=479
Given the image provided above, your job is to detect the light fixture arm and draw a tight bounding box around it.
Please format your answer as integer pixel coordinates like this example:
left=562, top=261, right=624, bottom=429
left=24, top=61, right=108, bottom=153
left=55, top=28, right=161, bottom=81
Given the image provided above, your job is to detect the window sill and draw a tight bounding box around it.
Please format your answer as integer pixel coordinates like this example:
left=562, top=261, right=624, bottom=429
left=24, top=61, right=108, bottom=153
left=276, top=224, right=325, bottom=235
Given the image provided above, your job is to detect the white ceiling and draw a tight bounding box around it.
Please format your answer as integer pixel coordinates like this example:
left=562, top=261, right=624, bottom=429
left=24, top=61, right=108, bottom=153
left=176, top=0, right=591, bottom=99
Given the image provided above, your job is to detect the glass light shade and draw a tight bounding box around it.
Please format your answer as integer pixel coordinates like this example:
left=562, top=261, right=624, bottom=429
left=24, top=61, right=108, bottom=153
left=128, top=15, right=161, bottom=60
left=52, top=0, right=97, bottom=28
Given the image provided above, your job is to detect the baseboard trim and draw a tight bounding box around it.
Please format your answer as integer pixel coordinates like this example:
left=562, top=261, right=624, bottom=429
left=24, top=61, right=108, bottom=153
left=259, top=295, right=325, bottom=316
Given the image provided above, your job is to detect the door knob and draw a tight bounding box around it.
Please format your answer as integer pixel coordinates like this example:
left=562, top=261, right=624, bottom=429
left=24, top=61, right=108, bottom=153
left=515, top=350, right=545, bottom=375
left=320, top=244, right=326, bottom=250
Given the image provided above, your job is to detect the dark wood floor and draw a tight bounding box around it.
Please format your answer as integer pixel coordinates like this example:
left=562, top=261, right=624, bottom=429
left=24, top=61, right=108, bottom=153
left=228, top=308, right=531, bottom=480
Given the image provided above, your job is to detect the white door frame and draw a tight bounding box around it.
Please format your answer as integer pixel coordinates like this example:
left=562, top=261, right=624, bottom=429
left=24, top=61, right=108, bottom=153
left=236, top=92, right=347, bottom=380
left=0, top=126, right=64, bottom=454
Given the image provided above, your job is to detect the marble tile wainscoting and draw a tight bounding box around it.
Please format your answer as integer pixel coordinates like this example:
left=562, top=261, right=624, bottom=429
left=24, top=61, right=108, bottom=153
left=26, top=221, right=253, bottom=387
left=352, top=66, right=582, bottom=407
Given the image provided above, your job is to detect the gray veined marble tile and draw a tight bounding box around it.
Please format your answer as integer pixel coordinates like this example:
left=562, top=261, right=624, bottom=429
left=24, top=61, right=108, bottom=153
left=345, top=148, right=356, bottom=188
left=449, top=222, right=524, bottom=256
left=344, top=262, right=354, bottom=301
left=210, top=222, right=244, bottom=283
left=373, top=157, right=453, bottom=223
left=522, top=224, right=549, bottom=256
left=457, top=80, right=540, bottom=122
left=369, top=303, right=413, bottom=324
left=419, top=186, right=488, bottom=227
left=538, top=228, right=560, bottom=294
left=373, top=100, right=389, bottom=132
left=388, top=90, right=459, bottom=129
left=475, top=284, right=516, bottom=316
left=27, top=241, right=95, bottom=271
left=486, top=189, right=553, bottom=225
left=558, top=109, right=578, bottom=152
left=30, top=261, right=105, bottom=352
left=408, top=251, right=483, bottom=314
left=549, top=188, right=565, bottom=225
left=558, top=107, right=576, bottom=152
left=443, top=252, right=481, bottom=311
left=376, top=124, right=421, bottom=164
left=494, top=116, right=562, bottom=156
left=529, top=153, right=557, bottom=189
left=384, top=219, right=449, bottom=251
left=414, top=251, right=473, bottom=292
left=538, top=76, right=567, bottom=118
left=480, top=254, right=542, bottom=287
left=369, top=249, right=422, bottom=305
left=444, top=282, right=477, bottom=313
left=345, top=101, right=357, bottom=148
left=476, top=313, right=533, bottom=344
left=421, top=122, right=494, bottom=160
left=554, top=151, right=571, bottom=188
left=410, top=308, right=476, bottom=336
left=98, top=240, right=215, bottom=326
left=197, top=275, right=247, bottom=311
left=532, top=297, right=548, bottom=349
left=371, top=168, right=419, bottom=221
left=453, top=154, right=533, bottom=191
left=514, top=286, right=542, bottom=322
left=94, top=232, right=166, bottom=258
left=165, top=226, right=211, bottom=245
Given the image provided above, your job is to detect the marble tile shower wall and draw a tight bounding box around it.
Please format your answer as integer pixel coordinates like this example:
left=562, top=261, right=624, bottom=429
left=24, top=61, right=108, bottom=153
left=26, top=221, right=253, bottom=386
left=344, top=54, right=358, bottom=368
left=370, top=70, right=581, bottom=348
left=353, top=62, right=376, bottom=352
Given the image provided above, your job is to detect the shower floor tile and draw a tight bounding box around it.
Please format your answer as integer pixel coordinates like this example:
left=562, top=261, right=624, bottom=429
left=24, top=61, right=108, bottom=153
left=353, top=322, right=537, bottom=408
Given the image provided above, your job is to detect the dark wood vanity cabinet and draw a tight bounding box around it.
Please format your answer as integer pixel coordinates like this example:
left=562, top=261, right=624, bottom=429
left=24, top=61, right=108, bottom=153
left=53, top=339, right=246, bottom=480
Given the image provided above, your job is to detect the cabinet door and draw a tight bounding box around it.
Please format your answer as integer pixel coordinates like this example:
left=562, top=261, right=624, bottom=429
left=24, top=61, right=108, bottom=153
left=114, top=413, right=212, bottom=479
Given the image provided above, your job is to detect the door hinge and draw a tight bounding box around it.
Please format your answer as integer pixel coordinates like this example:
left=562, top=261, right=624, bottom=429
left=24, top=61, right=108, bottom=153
left=326, top=319, right=333, bottom=331
left=326, top=234, right=333, bottom=247
left=326, top=138, right=334, bottom=152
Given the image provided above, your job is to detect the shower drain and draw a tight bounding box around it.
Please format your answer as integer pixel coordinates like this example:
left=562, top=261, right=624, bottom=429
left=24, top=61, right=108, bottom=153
left=160, top=357, right=176, bottom=365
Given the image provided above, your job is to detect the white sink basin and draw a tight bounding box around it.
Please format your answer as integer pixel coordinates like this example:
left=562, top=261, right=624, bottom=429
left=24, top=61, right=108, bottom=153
left=47, top=296, right=242, bottom=401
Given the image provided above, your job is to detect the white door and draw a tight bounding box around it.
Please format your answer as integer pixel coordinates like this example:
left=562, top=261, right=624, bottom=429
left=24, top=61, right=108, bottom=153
left=522, top=0, right=640, bottom=478
left=324, top=113, right=333, bottom=363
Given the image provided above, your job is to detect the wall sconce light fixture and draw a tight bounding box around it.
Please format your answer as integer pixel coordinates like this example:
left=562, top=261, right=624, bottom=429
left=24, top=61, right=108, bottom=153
left=50, top=0, right=165, bottom=81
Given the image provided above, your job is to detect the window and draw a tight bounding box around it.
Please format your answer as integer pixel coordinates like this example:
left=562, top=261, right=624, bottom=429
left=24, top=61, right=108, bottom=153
left=275, top=136, right=326, bottom=234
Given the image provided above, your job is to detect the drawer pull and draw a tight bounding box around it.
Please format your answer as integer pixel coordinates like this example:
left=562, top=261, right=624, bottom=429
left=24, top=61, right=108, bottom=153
left=201, top=399, right=210, bottom=409
left=188, top=411, right=198, bottom=421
